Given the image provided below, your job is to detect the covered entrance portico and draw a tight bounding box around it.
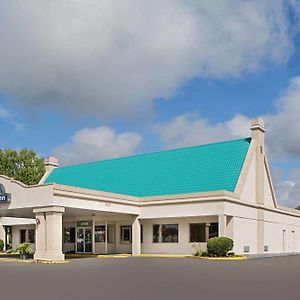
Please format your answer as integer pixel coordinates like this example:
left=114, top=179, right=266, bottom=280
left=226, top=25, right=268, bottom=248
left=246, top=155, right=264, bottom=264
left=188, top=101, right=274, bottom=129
left=34, top=206, right=141, bottom=261
left=0, top=176, right=141, bottom=262
left=1, top=205, right=142, bottom=261
left=62, top=207, right=141, bottom=256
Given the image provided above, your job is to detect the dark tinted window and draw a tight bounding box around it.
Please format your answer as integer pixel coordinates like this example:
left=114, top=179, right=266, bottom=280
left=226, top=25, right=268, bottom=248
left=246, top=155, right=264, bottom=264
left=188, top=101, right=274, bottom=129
left=190, top=224, right=206, bottom=242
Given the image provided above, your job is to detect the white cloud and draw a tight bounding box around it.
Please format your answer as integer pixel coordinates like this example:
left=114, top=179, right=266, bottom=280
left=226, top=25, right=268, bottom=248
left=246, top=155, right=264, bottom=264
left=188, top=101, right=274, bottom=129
left=155, top=114, right=251, bottom=149
left=0, top=105, right=25, bottom=132
left=265, top=77, right=300, bottom=159
left=272, top=168, right=300, bottom=208
left=156, top=75, right=300, bottom=160
left=53, top=126, right=142, bottom=166
left=0, top=0, right=298, bottom=118
left=0, top=106, right=12, bottom=120
left=154, top=75, right=300, bottom=207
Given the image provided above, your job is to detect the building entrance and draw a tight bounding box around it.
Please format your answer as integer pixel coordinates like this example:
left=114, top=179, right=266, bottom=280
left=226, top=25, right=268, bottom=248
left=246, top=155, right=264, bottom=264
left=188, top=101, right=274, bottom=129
left=76, top=221, right=93, bottom=253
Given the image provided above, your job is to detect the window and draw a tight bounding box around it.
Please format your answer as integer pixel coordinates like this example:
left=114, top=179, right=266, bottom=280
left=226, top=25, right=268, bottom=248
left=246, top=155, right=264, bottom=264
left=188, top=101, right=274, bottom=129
left=189, top=223, right=219, bottom=243
left=64, top=228, right=75, bottom=243
left=20, top=229, right=26, bottom=243
left=153, top=224, right=178, bottom=243
left=209, top=223, right=218, bottom=239
left=153, top=224, right=160, bottom=243
left=28, top=229, right=35, bottom=243
left=120, top=225, right=131, bottom=243
left=162, top=224, right=178, bottom=243
left=95, top=225, right=106, bottom=243
left=190, top=223, right=206, bottom=242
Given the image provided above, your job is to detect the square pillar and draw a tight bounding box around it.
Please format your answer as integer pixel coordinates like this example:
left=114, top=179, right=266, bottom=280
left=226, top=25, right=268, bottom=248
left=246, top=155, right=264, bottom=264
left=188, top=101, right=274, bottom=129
left=218, top=215, right=227, bottom=237
left=257, top=209, right=264, bottom=254
left=34, top=206, right=65, bottom=262
left=0, top=219, right=5, bottom=246
left=205, top=223, right=210, bottom=242
left=34, top=212, right=46, bottom=257
left=132, top=217, right=141, bottom=256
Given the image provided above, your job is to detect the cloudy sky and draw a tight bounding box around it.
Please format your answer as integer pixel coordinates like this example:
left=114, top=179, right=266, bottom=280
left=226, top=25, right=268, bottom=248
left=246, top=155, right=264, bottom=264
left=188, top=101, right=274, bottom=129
left=1, top=0, right=300, bottom=207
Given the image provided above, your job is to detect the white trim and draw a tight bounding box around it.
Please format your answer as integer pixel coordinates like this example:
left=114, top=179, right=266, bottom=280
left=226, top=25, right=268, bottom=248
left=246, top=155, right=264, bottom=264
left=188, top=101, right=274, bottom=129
left=264, top=156, right=278, bottom=208
left=234, top=139, right=257, bottom=195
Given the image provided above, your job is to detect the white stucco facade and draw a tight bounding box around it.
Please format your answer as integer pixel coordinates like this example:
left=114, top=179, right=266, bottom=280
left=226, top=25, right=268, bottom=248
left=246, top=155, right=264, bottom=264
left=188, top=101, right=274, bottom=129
left=0, top=118, right=300, bottom=261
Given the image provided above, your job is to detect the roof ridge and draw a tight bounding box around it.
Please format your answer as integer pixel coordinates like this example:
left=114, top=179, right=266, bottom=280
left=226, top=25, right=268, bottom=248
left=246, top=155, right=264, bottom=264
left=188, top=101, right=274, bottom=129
left=54, top=137, right=251, bottom=171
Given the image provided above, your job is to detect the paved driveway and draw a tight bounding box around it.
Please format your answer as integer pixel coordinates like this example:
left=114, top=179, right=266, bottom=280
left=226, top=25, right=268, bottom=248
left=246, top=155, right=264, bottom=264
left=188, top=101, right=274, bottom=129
left=0, top=255, right=299, bottom=300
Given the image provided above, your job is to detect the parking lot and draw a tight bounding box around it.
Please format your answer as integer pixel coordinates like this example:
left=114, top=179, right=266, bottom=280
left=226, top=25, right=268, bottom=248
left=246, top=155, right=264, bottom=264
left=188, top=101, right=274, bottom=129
left=0, top=255, right=299, bottom=300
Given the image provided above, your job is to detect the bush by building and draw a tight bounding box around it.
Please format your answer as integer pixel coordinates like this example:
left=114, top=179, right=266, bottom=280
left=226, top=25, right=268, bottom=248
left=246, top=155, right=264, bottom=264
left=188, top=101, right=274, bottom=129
left=0, top=239, right=4, bottom=251
left=207, top=237, right=234, bottom=257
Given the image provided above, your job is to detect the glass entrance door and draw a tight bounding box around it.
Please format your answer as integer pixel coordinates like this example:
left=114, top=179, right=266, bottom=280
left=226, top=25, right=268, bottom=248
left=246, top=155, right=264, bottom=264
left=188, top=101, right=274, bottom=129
left=76, top=227, right=92, bottom=253
left=84, top=228, right=92, bottom=253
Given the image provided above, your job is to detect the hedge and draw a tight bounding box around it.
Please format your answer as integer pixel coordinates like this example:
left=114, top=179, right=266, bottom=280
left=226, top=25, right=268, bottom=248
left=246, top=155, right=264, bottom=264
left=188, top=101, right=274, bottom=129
left=0, top=239, right=4, bottom=251
left=207, top=237, right=233, bottom=257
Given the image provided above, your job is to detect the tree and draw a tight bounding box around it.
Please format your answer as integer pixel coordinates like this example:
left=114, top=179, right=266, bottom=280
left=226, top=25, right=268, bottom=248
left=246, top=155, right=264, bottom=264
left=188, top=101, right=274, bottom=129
left=295, top=206, right=300, bottom=211
left=0, top=149, right=45, bottom=185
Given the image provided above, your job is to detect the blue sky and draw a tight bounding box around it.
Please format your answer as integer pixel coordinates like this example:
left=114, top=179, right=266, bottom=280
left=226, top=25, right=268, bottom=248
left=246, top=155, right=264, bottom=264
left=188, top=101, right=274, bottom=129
left=1, top=1, right=300, bottom=207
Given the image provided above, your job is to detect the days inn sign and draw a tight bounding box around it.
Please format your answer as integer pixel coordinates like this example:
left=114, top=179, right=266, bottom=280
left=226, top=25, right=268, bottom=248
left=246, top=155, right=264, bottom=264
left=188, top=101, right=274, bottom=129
left=0, top=183, right=11, bottom=202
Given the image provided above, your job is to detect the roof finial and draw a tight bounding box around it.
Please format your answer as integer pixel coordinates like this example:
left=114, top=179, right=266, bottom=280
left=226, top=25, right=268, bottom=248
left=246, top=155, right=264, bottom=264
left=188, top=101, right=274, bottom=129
left=44, top=156, right=58, bottom=172
left=251, top=117, right=265, bottom=133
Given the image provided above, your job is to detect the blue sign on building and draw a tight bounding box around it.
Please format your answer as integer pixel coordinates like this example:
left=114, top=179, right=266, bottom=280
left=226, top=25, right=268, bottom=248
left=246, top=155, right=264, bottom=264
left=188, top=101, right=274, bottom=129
left=0, top=183, right=11, bottom=202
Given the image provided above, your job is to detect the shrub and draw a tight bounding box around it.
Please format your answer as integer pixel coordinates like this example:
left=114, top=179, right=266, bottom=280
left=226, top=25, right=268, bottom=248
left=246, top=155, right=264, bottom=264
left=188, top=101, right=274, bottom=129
left=201, top=251, right=209, bottom=257
left=192, top=242, right=203, bottom=257
left=6, top=249, right=15, bottom=254
left=0, top=239, right=4, bottom=251
left=16, top=242, right=31, bottom=255
left=207, top=237, right=234, bottom=257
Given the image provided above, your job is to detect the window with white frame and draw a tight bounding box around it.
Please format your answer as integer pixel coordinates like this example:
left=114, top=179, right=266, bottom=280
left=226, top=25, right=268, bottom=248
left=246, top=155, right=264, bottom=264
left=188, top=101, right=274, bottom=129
left=20, top=229, right=26, bottom=243
left=120, top=225, right=131, bottom=243
left=152, top=224, right=178, bottom=243
left=190, top=223, right=206, bottom=242
left=64, top=227, right=75, bottom=243
left=28, top=229, right=35, bottom=243
left=95, top=225, right=106, bottom=243
left=189, top=223, right=219, bottom=243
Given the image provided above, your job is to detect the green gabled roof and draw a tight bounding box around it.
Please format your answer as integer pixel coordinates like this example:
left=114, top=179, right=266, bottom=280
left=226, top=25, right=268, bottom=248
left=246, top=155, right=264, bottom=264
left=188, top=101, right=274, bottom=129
left=44, top=138, right=251, bottom=197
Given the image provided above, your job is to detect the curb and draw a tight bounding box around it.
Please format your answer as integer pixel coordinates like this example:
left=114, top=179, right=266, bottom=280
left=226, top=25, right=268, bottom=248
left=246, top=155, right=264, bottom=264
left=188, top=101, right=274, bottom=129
left=0, top=258, right=33, bottom=264
left=96, top=254, right=131, bottom=258
left=189, top=256, right=247, bottom=261
left=139, top=254, right=190, bottom=258
left=0, top=258, right=70, bottom=264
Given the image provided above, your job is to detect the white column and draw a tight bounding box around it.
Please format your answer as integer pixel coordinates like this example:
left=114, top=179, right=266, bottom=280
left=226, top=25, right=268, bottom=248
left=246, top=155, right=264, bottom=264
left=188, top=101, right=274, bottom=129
left=218, top=215, right=227, bottom=237
left=251, top=118, right=266, bottom=206
left=205, top=223, right=210, bottom=242
left=34, top=206, right=65, bottom=262
left=34, top=212, right=46, bottom=257
left=92, top=219, right=95, bottom=254
left=116, top=221, right=120, bottom=253
left=132, top=217, right=141, bottom=256
left=257, top=209, right=264, bottom=254
left=105, top=219, right=108, bottom=255
left=0, top=219, right=5, bottom=247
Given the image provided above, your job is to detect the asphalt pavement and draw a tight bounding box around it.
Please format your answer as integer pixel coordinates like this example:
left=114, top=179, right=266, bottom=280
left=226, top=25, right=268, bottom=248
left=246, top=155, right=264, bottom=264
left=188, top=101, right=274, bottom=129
left=0, top=255, right=299, bottom=300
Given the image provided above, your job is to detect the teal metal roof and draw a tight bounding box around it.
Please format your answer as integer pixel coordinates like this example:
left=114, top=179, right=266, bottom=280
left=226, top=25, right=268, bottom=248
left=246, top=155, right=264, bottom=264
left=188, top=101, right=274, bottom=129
left=44, top=138, right=251, bottom=197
